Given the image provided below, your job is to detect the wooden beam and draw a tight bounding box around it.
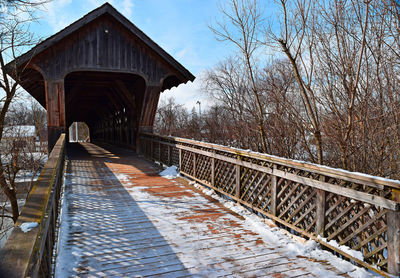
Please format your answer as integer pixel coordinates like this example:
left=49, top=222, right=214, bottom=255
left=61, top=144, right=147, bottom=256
left=46, top=80, right=66, bottom=152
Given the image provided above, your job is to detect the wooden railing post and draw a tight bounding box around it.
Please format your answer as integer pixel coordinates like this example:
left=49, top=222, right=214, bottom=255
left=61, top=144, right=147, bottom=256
left=168, top=145, right=171, bottom=166
left=150, top=139, right=154, bottom=159
left=235, top=164, right=241, bottom=201
left=271, top=165, right=278, bottom=216
left=316, top=176, right=327, bottom=237
left=159, top=141, right=161, bottom=162
left=388, top=189, right=400, bottom=276
left=138, top=132, right=400, bottom=276
left=211, top=156, right=215, bottom=186
left=179, top=148, right=182, bottom=171
left=193, top=153, right=197, bottom=177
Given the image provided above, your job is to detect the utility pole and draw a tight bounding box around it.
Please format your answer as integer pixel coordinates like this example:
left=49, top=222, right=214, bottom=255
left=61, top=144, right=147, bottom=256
left=196, top=101, right=201, bottom=118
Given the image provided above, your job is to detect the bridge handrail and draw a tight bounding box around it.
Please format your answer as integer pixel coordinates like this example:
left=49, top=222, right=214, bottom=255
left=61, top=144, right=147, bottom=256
left=140, top=132, right=400, bottom=191
left=0, top=134, right=66, bottom=278
left=139, top=132, right=400, bottom=277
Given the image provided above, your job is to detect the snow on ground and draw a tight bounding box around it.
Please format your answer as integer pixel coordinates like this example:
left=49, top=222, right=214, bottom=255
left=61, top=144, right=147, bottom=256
left=54, top=173, right=77, bottom=278
left=54, top=152, right=379, bottom=277
left=190, top=181, right=377, bottom=278
left=160, top=165, right=180, bottom=179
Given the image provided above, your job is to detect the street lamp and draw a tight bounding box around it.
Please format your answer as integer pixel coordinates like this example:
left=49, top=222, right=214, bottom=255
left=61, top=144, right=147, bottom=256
left=196, top=101, right=201, bottom=118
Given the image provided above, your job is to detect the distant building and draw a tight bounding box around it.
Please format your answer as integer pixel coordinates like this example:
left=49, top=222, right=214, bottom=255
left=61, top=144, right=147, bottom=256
left=38, top=129, right=48, bottom=153
left=1, top=125, right=36, bottom=152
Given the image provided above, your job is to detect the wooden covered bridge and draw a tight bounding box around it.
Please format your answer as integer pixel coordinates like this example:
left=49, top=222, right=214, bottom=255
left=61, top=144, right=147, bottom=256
left=0, top=3, right=399, bottom=278
left=10, top=3, right=194, bottom=151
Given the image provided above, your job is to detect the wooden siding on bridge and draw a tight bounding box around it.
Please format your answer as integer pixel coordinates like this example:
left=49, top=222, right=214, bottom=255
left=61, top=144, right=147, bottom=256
left=7, top=3, right=194, bottom=152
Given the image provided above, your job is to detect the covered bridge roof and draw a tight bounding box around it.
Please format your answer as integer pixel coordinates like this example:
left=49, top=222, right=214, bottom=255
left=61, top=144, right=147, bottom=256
left=8, top=2, right=195, bottom=106
left=12, top=3, right=194, bottom=80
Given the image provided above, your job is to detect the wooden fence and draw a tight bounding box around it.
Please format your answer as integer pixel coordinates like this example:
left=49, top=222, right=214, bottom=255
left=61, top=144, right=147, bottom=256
left=139, top=132, right=400, bottom=277
left=0, top=134, right=66, bottom=278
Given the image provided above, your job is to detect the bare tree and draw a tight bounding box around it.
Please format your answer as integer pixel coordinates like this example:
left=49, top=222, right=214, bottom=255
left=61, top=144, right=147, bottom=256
left=209, top=0, right=269, bottom=153
left=152, top=0, right=400, bottom=180
left=155, top=97, right=189, bottom=137
left=204, top=57, right=263, bottom=150
left=0, top=0, right=48, bottom=223
left=264, top=0, right=325, bottom=163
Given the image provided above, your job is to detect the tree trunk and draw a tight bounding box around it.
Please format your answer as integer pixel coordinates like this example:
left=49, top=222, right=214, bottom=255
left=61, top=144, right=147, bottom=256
left=0, top=174, right=19, bottom=223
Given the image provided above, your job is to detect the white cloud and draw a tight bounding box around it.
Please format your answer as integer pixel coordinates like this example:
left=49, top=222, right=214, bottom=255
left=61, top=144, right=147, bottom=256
left=42, top=0, right=135, bottom=33
left=121, top=0, right=134, bottom=18
left=160, top=71, right=213, bottom=111
left=175, top=47, right=188, bottom=60
left=42, top=0, right=75, bottom=32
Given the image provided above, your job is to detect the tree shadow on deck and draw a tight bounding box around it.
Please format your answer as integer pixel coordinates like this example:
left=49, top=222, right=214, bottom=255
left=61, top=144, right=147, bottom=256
left=56, top=142, right=192, bottom=277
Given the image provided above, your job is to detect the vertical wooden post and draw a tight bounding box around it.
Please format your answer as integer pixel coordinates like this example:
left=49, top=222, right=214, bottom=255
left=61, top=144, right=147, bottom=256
left=179, top=148, right=182, bottom=172
left=139, top=85, right=161, bottom=132
left=136, top=134, right=141, bottom=155
left=150, top=139, right=154, bottom=159
left=271, top=165, right=278, bottom=216
left=211, top=156, right=215, bottom=186
left=193, top=153, right=197, bottom=177
left=235, top=164, right=241, bottom=201
left=46, top=80, right=66, bottom=152
left=316, top=176, right=327, bottom=237
left=388, top=189, right=400, bottom=276
left=158, top=141, right=161, bottom=162
left=167, top=146, right=171, bottom=166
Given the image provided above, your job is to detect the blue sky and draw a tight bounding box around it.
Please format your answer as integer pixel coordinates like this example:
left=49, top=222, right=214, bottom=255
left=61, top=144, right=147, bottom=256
left=28, top=0, right=241, bottom=110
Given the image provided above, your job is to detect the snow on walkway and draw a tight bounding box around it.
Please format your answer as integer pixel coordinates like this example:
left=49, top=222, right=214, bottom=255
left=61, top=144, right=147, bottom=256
left=55, top=143, right=377, bottom=277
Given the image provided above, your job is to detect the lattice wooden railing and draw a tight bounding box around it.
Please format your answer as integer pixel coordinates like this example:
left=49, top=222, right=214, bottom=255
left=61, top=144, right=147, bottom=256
left=139, top=132, right=400, bottom=277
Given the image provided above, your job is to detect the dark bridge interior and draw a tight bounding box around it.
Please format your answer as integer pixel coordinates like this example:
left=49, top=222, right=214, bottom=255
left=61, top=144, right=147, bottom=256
left=65, top=71, right=145, bottom=146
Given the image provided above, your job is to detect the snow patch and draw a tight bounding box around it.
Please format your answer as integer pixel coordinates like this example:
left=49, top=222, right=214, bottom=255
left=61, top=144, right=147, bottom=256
left=318, top=236, right=364, bottom=261
left=20, top=222, right=39, bottom=233
left=115, top=173, right=133, bottom=186
left=191, top=182, right=377, bottom=278
left=160, top=166, right=180, bottom=179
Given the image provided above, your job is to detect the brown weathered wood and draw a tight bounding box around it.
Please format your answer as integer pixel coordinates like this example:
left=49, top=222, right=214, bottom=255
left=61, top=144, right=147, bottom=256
left=179, top=148, right=182, bottom=171
left=0, top=134, right=66, bottom=278
left=141, top=132, right=400, bottom=190
left=158, top=141, right=161, bottom=162
left=388, top=189, right=400, bottom=276
left=211, top=157, right=215, bottom=186
left=235, top=164, right=241, bottom=200
left=271, top=171, right=278, bottom=216
left=139, top=132, right=400, bottom=276
left=316, top=177, right=327, bottom=236
left=151, top=139, right=154, bottom=159
left=276, top=170, right=398, bottom=211
left=7, top=3, right=194, bottom=152
left=168, top=145, right=171, bottom=166
left=176, top=144, right=398, bottom=210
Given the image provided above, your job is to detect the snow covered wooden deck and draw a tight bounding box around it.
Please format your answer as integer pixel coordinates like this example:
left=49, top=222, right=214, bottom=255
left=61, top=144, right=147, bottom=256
left=55, top=143, right=375, bottom=277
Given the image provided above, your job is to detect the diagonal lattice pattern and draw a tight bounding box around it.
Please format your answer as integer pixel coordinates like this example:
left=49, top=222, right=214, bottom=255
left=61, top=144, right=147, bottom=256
left=139, top=133, right=399, bottom=275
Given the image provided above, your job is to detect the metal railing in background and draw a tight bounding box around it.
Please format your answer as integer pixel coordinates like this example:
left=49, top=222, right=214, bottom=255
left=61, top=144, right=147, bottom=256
left=139, top=132, right=400, bottom=277
left=0, top=134, right=66, bottom=278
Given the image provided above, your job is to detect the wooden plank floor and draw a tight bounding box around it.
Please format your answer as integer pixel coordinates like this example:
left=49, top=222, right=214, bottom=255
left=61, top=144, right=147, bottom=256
left=55, top=142, right=354, bottom=278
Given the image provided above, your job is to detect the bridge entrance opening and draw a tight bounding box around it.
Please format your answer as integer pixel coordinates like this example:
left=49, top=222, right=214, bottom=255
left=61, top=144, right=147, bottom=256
left=68, top=122, right=90, bottom=143
left=64, top=71, right=145, bottom=148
